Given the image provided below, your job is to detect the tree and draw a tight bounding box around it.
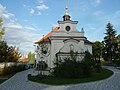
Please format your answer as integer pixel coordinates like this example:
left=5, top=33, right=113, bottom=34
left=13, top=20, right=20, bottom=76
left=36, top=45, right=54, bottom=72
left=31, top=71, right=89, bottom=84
left=116, top=34, right=120, bottom=60
left=0, top=18, right=5, bottom=41
left=103, top=22, right=117, bottom=62
left=0, top=41, right=21, bottom=62
left=0, top=41, right=9, bottom=62
left=93, top=41, right=104, bottom=63
left=28, top=52, right=35, bottom=64
left=9, top=46, right=21, bottom=62
left=114, top=34, right=120, bottom=66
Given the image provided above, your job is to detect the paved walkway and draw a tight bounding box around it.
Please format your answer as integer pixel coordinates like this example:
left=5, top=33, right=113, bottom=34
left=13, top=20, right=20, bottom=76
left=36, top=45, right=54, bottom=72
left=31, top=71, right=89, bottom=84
left=0, top=66, right=120, bottom=90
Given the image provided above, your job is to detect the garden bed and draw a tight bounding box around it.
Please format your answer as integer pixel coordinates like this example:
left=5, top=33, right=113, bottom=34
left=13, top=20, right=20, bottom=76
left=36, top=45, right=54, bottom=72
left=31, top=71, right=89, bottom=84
left=28, top=68, right=113, bottom=85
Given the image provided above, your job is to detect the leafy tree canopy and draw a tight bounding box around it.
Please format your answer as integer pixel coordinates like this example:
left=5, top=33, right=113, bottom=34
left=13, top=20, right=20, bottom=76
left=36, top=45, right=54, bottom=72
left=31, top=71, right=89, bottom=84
left=93, top=41, right=104, bottom=62
left=0, top=18, right=5, bottom=40
left=0, top=41, right=21, bottom=62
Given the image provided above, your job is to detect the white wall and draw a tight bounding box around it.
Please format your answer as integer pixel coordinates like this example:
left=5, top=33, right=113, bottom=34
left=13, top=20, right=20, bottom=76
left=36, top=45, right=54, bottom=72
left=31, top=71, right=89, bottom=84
left=84, top=44, right=92, bottom=54
left=50, top=40, right=64, bottom=68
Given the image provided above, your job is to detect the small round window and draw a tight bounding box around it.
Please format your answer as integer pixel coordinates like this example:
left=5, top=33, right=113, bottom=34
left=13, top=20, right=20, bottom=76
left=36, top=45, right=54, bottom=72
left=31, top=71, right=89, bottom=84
left=66, top=26, right=71, bottom=31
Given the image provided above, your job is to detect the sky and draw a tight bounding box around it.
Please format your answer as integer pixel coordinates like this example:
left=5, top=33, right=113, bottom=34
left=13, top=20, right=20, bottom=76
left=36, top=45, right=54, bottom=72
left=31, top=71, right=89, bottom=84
left=0, top=0, right=120, bottom=56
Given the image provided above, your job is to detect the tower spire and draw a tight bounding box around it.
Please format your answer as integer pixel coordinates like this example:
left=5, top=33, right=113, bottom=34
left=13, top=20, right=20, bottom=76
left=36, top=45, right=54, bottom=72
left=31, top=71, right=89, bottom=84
left=65, top=5, right=68, bottom=15
left=63, top=4, right=71, bottom=21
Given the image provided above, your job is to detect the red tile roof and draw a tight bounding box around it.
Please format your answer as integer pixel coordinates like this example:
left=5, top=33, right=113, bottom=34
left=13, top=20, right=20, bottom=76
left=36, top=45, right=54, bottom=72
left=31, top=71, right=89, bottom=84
left=35, top=27, right=92, bottom=45
left=19, top=57, right=27, bottom=62
left=35, top=27, right=59, bottom=44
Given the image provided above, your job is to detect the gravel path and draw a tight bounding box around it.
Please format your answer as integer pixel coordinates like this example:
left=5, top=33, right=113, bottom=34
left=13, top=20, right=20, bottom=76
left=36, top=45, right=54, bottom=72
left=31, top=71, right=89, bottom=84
left=0, top=66, right=120, bottom=90
left=0, top=69, right=48, bottom=90
left=65, top=66, right=120, bottom=90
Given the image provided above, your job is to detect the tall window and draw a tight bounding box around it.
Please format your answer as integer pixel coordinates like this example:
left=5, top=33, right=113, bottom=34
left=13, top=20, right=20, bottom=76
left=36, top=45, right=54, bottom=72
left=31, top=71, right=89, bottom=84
left=70, top=44, right=74, bottom=52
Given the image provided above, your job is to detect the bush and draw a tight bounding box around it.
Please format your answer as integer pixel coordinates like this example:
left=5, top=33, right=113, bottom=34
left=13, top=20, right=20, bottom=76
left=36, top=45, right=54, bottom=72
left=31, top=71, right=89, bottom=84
left=0, top=64, right=27, bottom=76
left=2, top=65, right=15, bottom=75
left=53, top=57, right=82, bottom=78
left=53, top=51, right=97, bottom=78
left=94, top=64, right=102, bottom=73
left=15, top=64, right=27, bottom=72
left=115, top=60, right=120, bottom=66
left=81, top=51, right=96, bottom=76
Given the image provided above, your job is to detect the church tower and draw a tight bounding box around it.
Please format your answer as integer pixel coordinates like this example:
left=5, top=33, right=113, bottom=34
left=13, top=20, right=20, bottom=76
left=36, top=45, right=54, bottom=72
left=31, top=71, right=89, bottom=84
left=57, top=5, right=79, bottom=33
left=63, top=5, right=71, bottom=21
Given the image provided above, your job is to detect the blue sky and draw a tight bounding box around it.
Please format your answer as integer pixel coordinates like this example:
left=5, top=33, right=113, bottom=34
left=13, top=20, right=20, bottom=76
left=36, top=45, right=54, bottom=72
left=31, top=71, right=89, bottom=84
left=0, top=0, right=120, bottom=55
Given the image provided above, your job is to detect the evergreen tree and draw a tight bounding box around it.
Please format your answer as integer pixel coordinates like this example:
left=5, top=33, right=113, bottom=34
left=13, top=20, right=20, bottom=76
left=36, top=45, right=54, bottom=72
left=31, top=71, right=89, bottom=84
left=103, top=22, right=117, bottom=62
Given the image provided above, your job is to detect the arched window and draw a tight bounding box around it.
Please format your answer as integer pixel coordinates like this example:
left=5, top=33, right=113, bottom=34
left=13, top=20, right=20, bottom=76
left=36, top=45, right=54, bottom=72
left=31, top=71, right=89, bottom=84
left=70, top=44, right=74, bottom=52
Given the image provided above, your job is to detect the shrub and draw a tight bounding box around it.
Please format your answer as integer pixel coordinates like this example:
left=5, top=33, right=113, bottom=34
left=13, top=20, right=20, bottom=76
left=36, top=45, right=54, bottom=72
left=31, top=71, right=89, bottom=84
left=115, top=60, right=120, bottom=66
left=53, top=51, right=98, bottom=78
left=0, top=64, right=27, bottom=76
left=1, top=65, right=16, bottom=75
left=15, top=64, right=27, bottom=72
left=53, top=57, right=81, bottom=78
left=81, top=51, right=96, bottom=75
left=94, top=64, right=102, bottom=73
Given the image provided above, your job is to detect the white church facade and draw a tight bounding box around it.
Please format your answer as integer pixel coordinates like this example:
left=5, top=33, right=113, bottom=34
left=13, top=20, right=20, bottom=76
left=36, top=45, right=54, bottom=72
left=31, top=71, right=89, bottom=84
left=35, top=6, right=92, bottom=68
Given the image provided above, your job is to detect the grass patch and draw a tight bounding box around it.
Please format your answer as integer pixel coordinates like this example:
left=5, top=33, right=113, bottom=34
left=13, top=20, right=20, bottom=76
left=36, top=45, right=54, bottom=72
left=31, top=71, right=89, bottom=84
left=0, top=73, right=15, bottom=84
left=28, top=68, right=113, bottom=85
left=101, top=61, right=113, bottom=66
left=0, top=79, right=7, bottom=84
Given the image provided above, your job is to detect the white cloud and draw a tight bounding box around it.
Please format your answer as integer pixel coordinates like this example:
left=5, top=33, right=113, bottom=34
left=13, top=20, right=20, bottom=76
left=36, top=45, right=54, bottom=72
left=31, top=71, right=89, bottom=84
left=36, top=4, right=48, bottom=10
left=30, top=8, right=35, bottom=14
left=90, top=0, right=101, bottom=7
left=0, top=4, right=39, bottom=55
left=4, top=29, right=42, bottom=55
left=24, top=20, right=29, bottom=22
left=24, top=27, right=36, bottom=31
left=37, top=0, right=45, bottom=3
left=37, top=12, right=42, bottom=15
left=6, top=23, right=36, bottom=31
left=93, top=11, right=103, bottom=16
left=23, top=4, right=26, bottom=7
left=2, top=13, right=14, bottom=19
left=0, top=4, right=6, bottom=11
left=6, top=23, right=22, bottom=30
left=95, top=0, right=101, bottom=4
left=23, top=3, right=48, bottom=15
left=23, top=4, right=30, bottom=8
left=77, top=1, right=89, bottom=12
left=0, top=4, right=14, bottom=20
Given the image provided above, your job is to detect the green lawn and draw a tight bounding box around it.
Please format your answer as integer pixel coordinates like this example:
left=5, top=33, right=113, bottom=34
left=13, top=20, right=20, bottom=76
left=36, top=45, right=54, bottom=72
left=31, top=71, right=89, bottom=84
left=0, top=73, right=15, bottom=84
left=28, top=68, right=113, bottom=85
left=0, top=79, right=7, bottom=84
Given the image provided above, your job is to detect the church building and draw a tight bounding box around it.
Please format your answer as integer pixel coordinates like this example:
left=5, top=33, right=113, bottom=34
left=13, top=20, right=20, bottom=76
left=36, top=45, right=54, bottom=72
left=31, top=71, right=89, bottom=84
left=35, top=6, right=92, bottom=68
